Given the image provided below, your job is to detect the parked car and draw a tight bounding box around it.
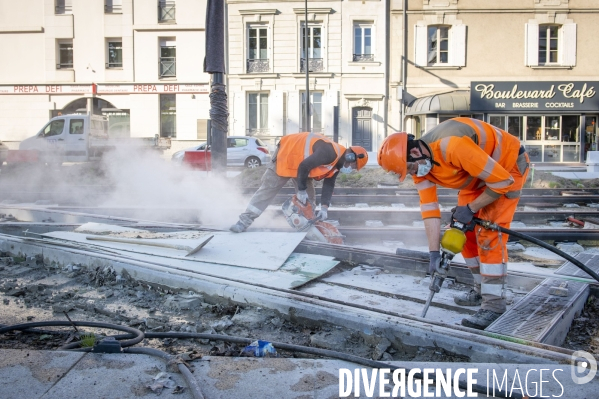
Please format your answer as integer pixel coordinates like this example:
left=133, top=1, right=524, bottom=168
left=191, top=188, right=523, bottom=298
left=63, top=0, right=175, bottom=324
left=171, top=136, right=272, bottom=169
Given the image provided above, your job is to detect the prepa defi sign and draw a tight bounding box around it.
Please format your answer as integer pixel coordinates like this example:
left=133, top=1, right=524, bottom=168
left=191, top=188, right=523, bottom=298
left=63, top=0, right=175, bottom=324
left=470, top=81, right=599, bottom=112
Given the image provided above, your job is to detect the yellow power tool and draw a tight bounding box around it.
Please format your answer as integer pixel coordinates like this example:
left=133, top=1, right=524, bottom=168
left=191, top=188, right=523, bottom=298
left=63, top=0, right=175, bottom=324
left=420, top=220, right=470, bottom=318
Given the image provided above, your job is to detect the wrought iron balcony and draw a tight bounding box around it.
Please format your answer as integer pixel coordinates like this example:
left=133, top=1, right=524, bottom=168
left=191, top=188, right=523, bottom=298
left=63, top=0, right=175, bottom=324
left=106, top=61, right=122, bottom=68
left=104, top=4, right=122, bottom=13
left=246, top=128, right=270, bottom=136
left=247, top=59, right=270, bottom=73
left=300, top=58, right=323, bottom=73
left=159, top=57, right=176, bottom=77
left=353, top=54, right=374, bottom=62
left=158, top=2, right=176, bottom=22
left=56, top=62, right=73, bottom=69
left=55, top=5, right=72, bottom=14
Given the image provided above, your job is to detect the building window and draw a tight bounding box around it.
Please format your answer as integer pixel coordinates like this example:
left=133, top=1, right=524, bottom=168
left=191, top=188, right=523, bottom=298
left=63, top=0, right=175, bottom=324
left=247, top=93, right=268, bottom=135
left=159, top=39, right=176, bottom=78
left=158, top=1, right=176, bottom=23
left=55, top=0, right=72, bottom=14
left=414, top=23, right=465, bottom=67
left=300, top=24, right=323, bottom=73
left=57, top=40, right=73, bottom=69
left=160, top=94, right=176, bottom=138
left=106, top=40, right=122, bottom=68
left=539, top=25, right=558, bottom=64
left=105, top=0, right=122, bottom=13
left=526, top=22, right=576, bottom=67
left=428, top=26, right=449, bottom=64
left=353, top=23, right=373, bottom=62
left=301, top=92, right=323, bottom=133
left=247, top=26, right=269, bottom=73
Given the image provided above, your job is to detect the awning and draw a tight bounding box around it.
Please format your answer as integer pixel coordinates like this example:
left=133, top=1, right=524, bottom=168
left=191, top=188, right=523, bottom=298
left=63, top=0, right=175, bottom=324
left=405, top=90, right=471, bottom=116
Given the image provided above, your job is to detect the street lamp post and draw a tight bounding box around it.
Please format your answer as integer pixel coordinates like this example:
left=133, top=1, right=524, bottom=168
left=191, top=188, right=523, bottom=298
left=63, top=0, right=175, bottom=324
left=304, top=0, right=310, bottom=133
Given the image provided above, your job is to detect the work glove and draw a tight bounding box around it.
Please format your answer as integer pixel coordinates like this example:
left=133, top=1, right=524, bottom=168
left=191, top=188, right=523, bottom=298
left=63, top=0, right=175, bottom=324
left=452, top=204, right=475, bottom=224
left=296, top=190, right=309, bottom=205
left=316, top=206, right=328, bottom=220
left=429, top=251, right=442, bottom=275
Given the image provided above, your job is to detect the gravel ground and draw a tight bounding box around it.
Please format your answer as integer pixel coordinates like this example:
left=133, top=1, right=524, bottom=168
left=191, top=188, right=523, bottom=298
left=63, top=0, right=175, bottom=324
left=0, top=256, right=469, bottom=363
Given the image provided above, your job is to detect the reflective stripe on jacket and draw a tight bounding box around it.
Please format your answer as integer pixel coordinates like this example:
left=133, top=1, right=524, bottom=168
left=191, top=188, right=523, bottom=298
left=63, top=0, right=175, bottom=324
left=414, top=118, right=521, bottom=219
left=275, top=132, right=346, bottom=180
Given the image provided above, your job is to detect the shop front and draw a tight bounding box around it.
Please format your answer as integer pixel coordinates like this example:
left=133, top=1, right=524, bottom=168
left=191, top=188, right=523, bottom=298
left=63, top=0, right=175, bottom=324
left=471, top=81, right=599, bottom=163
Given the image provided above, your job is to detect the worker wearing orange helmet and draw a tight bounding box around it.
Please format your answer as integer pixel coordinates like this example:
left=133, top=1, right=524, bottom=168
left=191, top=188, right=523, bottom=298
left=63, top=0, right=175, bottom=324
left=378, top=117, right=529, bottom=330
left=230, top=131, right=368, bottom=233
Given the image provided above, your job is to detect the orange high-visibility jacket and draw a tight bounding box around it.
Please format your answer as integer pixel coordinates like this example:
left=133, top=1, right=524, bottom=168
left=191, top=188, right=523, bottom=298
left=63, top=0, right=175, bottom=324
left=276, top=132, right=346, bottom=180
left=413, top=118, right=521, bottom=219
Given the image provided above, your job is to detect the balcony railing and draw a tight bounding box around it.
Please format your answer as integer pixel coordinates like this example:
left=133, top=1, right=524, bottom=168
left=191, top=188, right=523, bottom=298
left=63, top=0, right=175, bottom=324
left=353, top=54, right=374, bottom=62
left=158, top=2, right=176, bottom=22
left=159, top=57, right=176, bottom=77
left=55, top=5, right=72, bottom=14
left=104, top=4, right=123, bottom=13
left=247, top=59, right=270, bottom=73
left=246, top=128, right=270, bottom=136
left=300, top=58, right=323, bottom=73
left=56, top=62, right=73, bottom=69
left=106, top=61, right=123, bottom=68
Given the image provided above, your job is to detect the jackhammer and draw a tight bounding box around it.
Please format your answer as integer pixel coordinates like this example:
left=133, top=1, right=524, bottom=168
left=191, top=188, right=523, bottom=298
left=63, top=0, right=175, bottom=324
left=421, top=219, right=472, bottom=318
left=420, top=217, right=599, bottom=318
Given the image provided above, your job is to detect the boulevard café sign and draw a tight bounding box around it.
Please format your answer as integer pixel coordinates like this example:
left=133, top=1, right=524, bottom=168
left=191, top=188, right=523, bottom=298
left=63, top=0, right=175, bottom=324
left=470, top=81, right=599, bottom=112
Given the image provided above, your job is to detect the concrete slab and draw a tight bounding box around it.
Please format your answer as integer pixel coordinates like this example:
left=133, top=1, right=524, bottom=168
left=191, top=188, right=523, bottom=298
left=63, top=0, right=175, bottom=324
left=0, top=349, right=85, bottom=399
left=192, top=357, right=599, bottom=399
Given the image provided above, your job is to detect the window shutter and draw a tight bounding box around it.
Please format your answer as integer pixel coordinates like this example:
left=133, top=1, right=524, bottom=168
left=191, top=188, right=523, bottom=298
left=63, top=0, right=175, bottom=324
left=323, top=90, right=338, bottom=135
left=525, top=23, right=538, bottom=66
left=450, top=24, right=466, bottom=67
left=562, top=23, right=577, bottom=67
left=287, top=92, right=300, bottom=134
left=414, top=24, right=427, bottom=67
left=233, top=92, right=245, bottom=135
left=269, top=91, right=284, bottom=135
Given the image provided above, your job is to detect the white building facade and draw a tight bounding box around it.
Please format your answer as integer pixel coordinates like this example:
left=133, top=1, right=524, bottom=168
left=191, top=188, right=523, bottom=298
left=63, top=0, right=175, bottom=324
left=0, top=0, right=211, bottom=153
left=226, top=0, right=389, bottom=154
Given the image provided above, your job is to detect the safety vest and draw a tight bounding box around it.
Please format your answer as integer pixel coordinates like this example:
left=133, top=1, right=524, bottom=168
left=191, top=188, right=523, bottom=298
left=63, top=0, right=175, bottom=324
left=276, top=132, right=346, bottom=180
left=414, top=118, right=522, bottom=219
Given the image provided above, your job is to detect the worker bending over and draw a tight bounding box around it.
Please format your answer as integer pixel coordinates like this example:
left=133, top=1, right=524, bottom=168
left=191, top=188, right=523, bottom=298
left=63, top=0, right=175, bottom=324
left=230, top=132, right=368, bottom=233
left=378, top=118, right=529, bottom=329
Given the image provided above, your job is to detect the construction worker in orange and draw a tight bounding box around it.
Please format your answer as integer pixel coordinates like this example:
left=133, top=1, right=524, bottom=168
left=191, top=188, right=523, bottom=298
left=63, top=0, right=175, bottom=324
left=378, top=118, right=530, bottom=330
left=230, top=132, right=368, bottom=233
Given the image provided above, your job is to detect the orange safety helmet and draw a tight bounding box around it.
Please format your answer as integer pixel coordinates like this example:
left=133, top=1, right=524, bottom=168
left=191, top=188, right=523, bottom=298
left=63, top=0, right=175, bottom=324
left=349, top=146, right=369, bottom=170
left=378, top=132, right=408, bottom=182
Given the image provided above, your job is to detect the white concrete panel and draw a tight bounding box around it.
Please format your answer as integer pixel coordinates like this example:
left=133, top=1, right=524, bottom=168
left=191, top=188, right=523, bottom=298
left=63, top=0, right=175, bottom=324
left=173, top=31, right=207, bottom=82
left=287, top=91, right=300, bottom=135
left=130, top=94, right=159, bottom=138
left=134, top=32, right=159, bottom=82
left=73, top=0, right=105, bottom=83
left=232, top=91, right=245, bottom=136
left=269, top=90, right=284, bottom=135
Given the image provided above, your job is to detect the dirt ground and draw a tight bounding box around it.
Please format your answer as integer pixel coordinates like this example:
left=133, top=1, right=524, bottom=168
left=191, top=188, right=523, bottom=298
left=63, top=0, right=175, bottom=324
left=0, top=256, right=467, bottom=363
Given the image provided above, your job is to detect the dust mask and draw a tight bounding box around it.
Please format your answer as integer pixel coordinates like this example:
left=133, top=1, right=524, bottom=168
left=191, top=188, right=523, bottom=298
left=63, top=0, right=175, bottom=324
left=416, top=159, right=432, bottom=177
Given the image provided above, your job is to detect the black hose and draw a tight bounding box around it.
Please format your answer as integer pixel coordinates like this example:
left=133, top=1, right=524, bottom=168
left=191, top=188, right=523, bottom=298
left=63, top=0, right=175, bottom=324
left=139, top=331, right=524, bottom=399
left=124, top=347, right=204, bottom=399
left=474, top=218, right=599, bottom=283
left=0, top=321, right=144, bottom=349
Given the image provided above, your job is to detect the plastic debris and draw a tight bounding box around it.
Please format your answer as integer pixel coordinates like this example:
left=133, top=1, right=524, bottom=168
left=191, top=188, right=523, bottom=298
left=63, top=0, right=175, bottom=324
left=241, top=340, right=277, bottom=357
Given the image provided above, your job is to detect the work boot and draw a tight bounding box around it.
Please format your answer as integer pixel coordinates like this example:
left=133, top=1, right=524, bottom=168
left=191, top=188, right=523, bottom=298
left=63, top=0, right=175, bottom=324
left=461, top=309, right=502, bottom=330
left=453, top=289, right=483, bottom=306
left=229, top=221, right=247, bottom=233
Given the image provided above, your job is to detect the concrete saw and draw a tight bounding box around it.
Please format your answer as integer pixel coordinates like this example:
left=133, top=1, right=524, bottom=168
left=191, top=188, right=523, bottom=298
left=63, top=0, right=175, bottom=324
left=281, top=196, right=344, bottom=244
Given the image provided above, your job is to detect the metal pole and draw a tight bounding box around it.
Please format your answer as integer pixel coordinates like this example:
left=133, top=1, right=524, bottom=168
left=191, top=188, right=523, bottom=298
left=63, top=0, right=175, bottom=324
left=304, top=0, right=310, bottom=133
left=401, top=0, right=408, bottom=132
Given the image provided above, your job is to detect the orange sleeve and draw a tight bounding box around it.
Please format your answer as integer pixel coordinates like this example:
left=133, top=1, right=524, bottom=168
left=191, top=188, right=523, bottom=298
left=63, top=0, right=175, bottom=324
left=413, top=176, right=441, bottom=219
left=445, top=136, right=514, bottom=198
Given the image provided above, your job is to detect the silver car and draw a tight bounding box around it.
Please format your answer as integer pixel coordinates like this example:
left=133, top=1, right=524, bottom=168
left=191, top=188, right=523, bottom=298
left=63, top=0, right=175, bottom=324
left=171, top=136, right=272, bottom=168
